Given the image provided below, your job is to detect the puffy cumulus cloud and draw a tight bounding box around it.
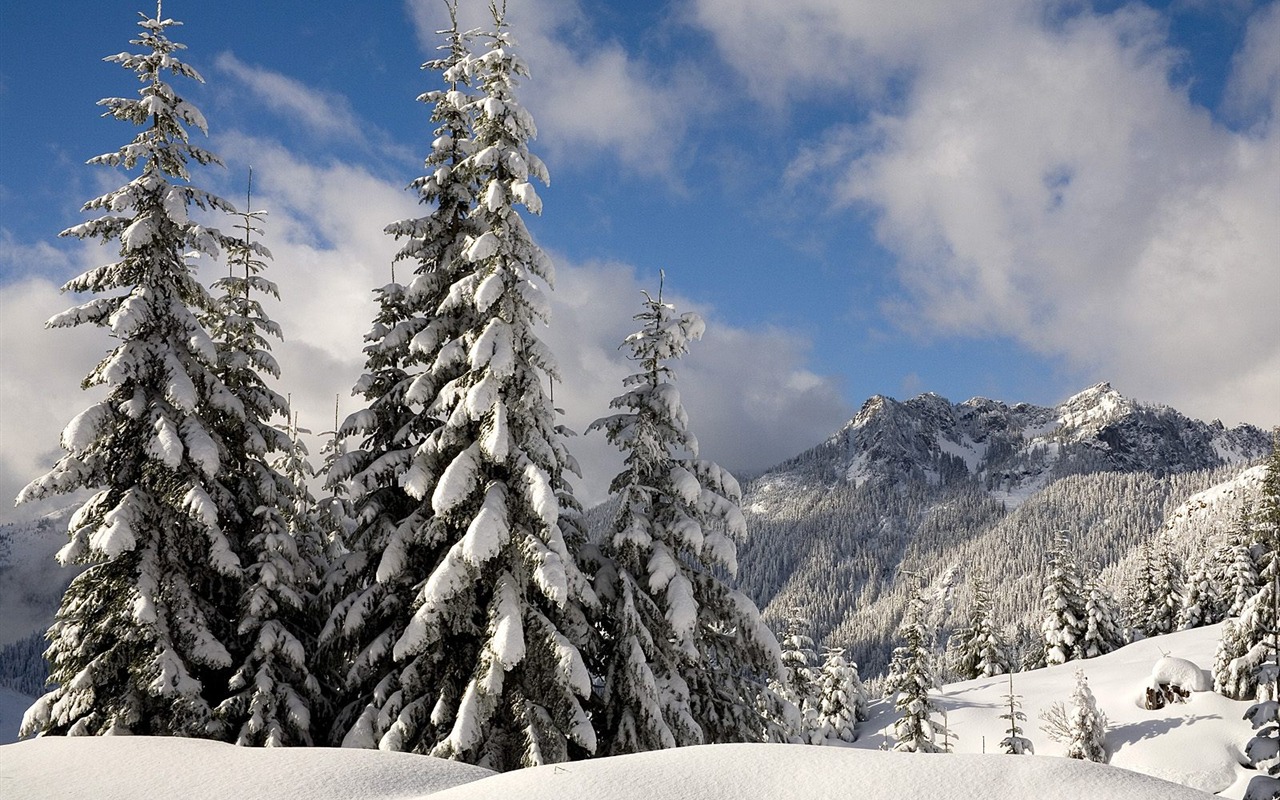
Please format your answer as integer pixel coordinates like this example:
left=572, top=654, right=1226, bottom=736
left=689, top=0, right=1018, bottom=102
left=405, top=0, right=700, bottom=179
left=712, top=0, right=1278, bottom=427
left=1224, top=1, right=1280, bottom=126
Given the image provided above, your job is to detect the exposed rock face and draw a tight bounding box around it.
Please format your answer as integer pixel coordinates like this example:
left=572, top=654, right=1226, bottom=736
left=761, top=382, right=1267, bottom=504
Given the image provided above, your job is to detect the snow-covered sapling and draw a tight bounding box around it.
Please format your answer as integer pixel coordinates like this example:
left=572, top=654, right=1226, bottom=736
left=999, top=673, right=1033, bottom=755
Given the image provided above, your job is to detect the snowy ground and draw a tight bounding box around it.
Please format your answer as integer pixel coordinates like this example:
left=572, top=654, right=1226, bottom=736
left=0, top=736, right=494, bottom=800
left=852, top=623, right=1252, bottom=798
left=0, top=623, right=1256, bottom=799
left=1, top=737, right=1213, bottom=800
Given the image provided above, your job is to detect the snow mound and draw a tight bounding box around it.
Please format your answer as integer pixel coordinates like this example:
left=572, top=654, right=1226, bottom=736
left=430, top=743, right=1211, bottom=800
left=1148, top=655, right=1210, bottom=692
left=0, top=736, right=494, bottom=800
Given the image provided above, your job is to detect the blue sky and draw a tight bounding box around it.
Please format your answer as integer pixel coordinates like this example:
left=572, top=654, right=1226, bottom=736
left=1, top=0, right=1277, bottom=517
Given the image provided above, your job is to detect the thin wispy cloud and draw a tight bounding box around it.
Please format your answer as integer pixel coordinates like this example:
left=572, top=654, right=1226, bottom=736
left=215, top=52, right=366, bottom=142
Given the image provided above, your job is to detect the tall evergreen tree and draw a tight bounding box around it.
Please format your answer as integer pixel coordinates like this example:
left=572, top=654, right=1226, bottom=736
left=590, top=281, right=788, bottom=751
left=774, top=612, right=819, bottom=740
left=1041, top=531, right=1087, bottom=666
left=1143, top=538, right=1183, bottom=636
left=1218, top=431, right=1280, bottom=702
left=948, top=577, right=1009, bottom=680
left=19, top=7, right=245, bottom=738
left=330, top=5, right=599, bottom=769
left=317, top=4, right=481, bottom=749
left=1227, top=499, right=1262, bottom=618
left=887, top=587, right=948, bottom=753
left=1081, top=574, right=1126, bottom=659
left=1177, top=552, right=1220, bottom=631
left=586, top=283, right=708, bottom=755
left=1241, top=637, right=1279, bottom=800
left=208, top=181, right=323, bottom=746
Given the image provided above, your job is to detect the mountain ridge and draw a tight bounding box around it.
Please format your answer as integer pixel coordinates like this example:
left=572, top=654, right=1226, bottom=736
left=734, top=381, right=1270, bottom=676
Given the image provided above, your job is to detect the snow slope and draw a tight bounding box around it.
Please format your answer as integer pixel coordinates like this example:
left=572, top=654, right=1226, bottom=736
left=854, top=623, right=1252, bottom=797
left=0, top=624, right=1255, bottom=799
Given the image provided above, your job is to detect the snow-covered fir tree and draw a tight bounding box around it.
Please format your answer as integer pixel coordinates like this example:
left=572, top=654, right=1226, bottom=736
left=329, top=6, right=599, bottom=768
left=948, top=577, right=1009, bottom=680
left=1226, top=500, right=1262, bottom=618
left=1218, top=432, right=1280, bottom=702
left=813, top=646, right=866, bottom=744
left=585, top=284, right=707, bottom=755
left=590, top=280, right=788, bottom=751
left=1143, top=538, right=1183, bottom=637
left=317, top=5, right=481, bottom=748
left=1176, top=552, right=1220, bottom=631
left=999, top=673, right=1033, bottom=755
left=1064, top=670, right=1108, bottom=762
left=208, top=182, right=323, bottom=746
left=887, top=586, right=948, bottom=753
left=19, top=7, right=246, bottom=738
left=1040, top=531, right=1087, bottom=666
left=1241, top=627, right=1279, bottom=800
left=1081, top=574, right=1126, bottom=659
left=773, top=612, right=819, bottom=740
left=1216, top=619, right=1251, bottom=699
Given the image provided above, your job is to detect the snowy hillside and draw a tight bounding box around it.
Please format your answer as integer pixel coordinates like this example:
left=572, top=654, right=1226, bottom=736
left=735, top=382, right=1269, bottom=674
left=857, top=623, right=1252, bottom=797
left=0, top=508, right=76, bottom=648
left=0, top=624, right=1251, bottom=799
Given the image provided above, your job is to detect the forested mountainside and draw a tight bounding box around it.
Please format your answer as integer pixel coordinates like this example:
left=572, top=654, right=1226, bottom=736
left=0, top=511, right=76, bottom=649
left=737, top=382, right=1269, bottom=677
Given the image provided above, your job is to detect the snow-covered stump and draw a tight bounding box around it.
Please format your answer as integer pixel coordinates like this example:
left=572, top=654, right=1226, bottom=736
left=1141, top=656, right=1209, bottom=710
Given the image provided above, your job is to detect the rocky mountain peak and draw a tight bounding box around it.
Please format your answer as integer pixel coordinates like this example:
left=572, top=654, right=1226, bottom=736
left=758, top=383, right=1269, bottom=501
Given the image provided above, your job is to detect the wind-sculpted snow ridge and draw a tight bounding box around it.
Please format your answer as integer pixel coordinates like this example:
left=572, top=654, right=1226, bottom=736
left=430, top=745, right=1212, bottom=800
left=0, top=736, right=495, bottom=800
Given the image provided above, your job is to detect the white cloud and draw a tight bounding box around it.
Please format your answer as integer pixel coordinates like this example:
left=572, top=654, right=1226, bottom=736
left=405, top=0, right=699, bottom=179
left=0, top=271, right=104, bottom=522
left=705, top=0, right=1280, bottom=428
left=689, top=0, right=1016, bottom=103
left=1224, top=1, right=1280, bottom=126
